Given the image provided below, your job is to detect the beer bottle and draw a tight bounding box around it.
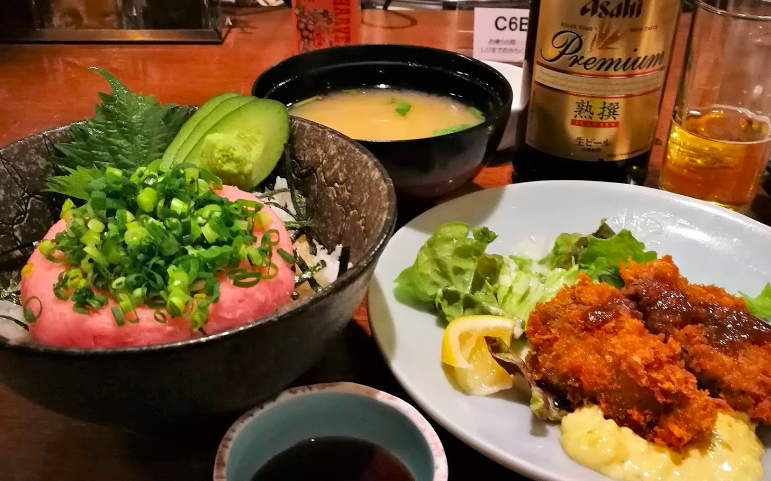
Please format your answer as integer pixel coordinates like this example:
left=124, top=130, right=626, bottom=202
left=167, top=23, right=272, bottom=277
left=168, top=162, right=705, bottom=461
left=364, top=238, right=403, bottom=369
left=513, top=0, right=682, bottom=184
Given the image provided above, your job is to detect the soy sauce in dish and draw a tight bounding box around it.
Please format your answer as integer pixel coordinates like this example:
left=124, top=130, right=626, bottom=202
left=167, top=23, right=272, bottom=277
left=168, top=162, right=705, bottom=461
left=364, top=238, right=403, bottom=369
left=250, top=436, right=416, bottom=481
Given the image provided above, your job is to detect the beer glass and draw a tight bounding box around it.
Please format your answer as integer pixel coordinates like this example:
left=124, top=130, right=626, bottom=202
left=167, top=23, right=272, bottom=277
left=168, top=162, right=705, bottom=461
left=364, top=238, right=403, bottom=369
left=660, top=0, right=771, bottom=212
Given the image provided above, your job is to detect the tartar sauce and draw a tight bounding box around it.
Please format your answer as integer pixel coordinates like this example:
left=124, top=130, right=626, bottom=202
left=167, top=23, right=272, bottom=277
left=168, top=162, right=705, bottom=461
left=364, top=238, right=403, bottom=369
left=560, top=405, right=764, bottom=481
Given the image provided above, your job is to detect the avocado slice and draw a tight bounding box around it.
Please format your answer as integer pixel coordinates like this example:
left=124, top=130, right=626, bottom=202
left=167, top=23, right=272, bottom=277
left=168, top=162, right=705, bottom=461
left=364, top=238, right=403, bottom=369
left=184, top=99, right=290, bottom=191
left=165, top=95, right=257, bottom=168
left=162, top=92, right=239, bottom=167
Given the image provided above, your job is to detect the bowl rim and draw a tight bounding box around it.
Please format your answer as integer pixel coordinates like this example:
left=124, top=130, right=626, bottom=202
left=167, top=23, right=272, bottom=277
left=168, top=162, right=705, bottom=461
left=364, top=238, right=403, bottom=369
left=0, top=118, right=397, bottom=356
left=212, top=382, right=449, bottom=481
left=252, top=43, right=514, bottom=145
left=479, top=60, right=526, bottom=110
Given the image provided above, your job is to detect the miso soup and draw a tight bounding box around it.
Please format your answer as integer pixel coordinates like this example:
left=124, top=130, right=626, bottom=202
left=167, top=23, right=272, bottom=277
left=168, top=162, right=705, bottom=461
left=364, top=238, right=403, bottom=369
left=289, top=89, right=484, bottom=141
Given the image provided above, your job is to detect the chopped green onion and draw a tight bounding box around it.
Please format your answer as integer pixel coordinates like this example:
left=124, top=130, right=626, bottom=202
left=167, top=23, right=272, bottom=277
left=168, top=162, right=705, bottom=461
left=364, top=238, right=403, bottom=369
left=132, top=166, right=147, bottom=182
left=60, top=199, right=75, bottom=219
left=80, top=229, right=101, bottom=246
left=199, top=204, right=221, bottom=221
left=277, top=248, right=295, bottom=264
left=236, top=199, right=260, bottom=210
left=229, top=204, right=244, bottom=216
left=184, top=167, right=199, bottom=183
left=39, top=239, right=55, bottom=258
left=46, top=163, right=282, bottom=332
left=22, top=296, right=42, bottom=323
left=202, top=223, right=218, bottom=243
left=137, top=187, right=157, bottom=213
left=105, top=167, right=123, bottom=180
left=468, top=106, right=484, bottom=120
left=262, top=230, right=280, bottom=247
left=111, top=306, right=126, bottom=326
left=261, top=263, right=279, bottom=280
left=233, top=278, right=261, bottom=288
left=124, top=226, right=147, bottom=246
left=164, top=217, right=183, bottom=236
left=87, top=219, right=105, bottom=233
left=168, top=295, right=187, bottom=317
left=292, top=96, right=322, bottom=108
left=153, top=311, right=167, bottom=323
left=83, top=245, right=106, bottom=264
left=170, top=198, right=188, bottom=215
left=395, top=102, right=411, bottom=116
left=433, top=124, right=472, bottom=136
left=245, top=247, right=262, bottom=266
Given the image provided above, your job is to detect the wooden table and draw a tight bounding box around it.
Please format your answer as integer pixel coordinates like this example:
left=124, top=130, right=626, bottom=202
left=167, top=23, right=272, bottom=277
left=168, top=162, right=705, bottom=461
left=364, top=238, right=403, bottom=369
left=0, top=8, right=764, bottom=481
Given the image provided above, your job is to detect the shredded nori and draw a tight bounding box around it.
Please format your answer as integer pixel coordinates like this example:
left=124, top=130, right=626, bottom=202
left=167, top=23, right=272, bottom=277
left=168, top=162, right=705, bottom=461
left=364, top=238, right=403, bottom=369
left=0, top=273, right=22, bottom=306
left=337, top=246, right=350, bottom=278
left=294, top=256, right=325, bottom=292
left=255, top=147, right=347, bottom=299
left=0, top=315, right=29, bottom=331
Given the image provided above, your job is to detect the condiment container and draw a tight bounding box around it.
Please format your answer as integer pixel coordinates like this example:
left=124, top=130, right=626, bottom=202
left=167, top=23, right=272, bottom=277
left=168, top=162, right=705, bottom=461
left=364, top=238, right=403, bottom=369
left=291, top=0, right=361, bottom=53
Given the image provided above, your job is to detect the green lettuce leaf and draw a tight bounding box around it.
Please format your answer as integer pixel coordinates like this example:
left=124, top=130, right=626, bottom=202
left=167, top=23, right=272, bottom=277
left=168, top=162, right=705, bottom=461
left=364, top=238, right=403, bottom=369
left=529, top=386, right=568, bottom=422
left=741, top=283, right=771, bottom=320
left=472, top=226, right=498, bottom=244
left=395, top=222, right=580, bottom=324
left=540, top=232, right=583, bottom=270
left=488, top=339, right=569, bottom=421
left=540, top=221, right=656, bottom=288
left=394, top=222, right=502, bottom=321
left=579, top=230, right=657, bottom=288
left=540, top=221, right=616, bottom=270
left=47, top=68, right=192, bottom=199
left=435, top=254, right=505, bottom=320
left=497, top=256, right=580, bottom=325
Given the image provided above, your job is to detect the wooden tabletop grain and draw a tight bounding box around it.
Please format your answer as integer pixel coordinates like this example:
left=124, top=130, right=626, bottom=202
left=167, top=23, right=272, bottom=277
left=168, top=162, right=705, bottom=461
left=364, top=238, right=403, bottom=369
left=0, top=8, right=763, bottom=481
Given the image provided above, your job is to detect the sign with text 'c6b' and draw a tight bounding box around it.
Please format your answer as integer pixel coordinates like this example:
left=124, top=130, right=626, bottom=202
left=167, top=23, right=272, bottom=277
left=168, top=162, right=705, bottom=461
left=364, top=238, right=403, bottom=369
left=472, top=8, right=529, bottom=64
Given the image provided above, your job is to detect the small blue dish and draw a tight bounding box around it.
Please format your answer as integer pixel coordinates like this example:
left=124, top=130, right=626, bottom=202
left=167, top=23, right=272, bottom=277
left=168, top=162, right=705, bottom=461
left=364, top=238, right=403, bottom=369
left=214, top=382, right=448, bottom=481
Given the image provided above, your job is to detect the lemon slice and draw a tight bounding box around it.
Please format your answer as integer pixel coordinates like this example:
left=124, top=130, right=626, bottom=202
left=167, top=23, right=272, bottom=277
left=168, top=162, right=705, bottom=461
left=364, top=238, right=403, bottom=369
left=441, top=315, right=516, bottom=368
left=441, top=315, right=516, bottom=395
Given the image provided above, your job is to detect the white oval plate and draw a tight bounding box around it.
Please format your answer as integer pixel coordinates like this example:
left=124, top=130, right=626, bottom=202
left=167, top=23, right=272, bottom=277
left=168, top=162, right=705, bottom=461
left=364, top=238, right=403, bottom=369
left=368, top=181, right=771, bottom=481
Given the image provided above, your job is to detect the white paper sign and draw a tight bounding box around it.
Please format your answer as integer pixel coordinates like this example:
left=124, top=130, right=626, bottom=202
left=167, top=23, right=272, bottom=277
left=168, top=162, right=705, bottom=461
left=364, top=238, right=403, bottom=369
left=473, top=8, right=529, bottom=64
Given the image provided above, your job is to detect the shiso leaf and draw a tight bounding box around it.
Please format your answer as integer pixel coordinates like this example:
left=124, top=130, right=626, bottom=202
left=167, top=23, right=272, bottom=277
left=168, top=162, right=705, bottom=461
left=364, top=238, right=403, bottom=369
left=47, top=68, right=192, bottom=199
left=46, top=166, right=104, bottom=201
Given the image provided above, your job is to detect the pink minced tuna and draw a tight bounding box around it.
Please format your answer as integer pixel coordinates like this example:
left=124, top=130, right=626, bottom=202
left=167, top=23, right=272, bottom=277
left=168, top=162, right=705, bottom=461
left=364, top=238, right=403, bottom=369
left=20, top=186, right=295, bottom=348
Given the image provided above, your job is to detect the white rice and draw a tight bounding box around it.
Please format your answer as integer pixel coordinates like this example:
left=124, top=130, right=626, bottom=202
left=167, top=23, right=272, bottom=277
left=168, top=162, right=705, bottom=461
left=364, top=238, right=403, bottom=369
left=0, top=279, right=28, bottom=343
left=259, top=176, right=349, bottom=301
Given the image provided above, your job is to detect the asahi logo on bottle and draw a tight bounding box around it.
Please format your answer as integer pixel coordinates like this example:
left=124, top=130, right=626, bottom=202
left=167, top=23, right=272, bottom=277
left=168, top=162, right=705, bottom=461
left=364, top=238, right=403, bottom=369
left=540, top=0, right=662, bottom=74
left=526, top=0, right=680, bottom=162
left=541, top=30, right=665, bottom=73
left=581, top=0, right=643, bottom=19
